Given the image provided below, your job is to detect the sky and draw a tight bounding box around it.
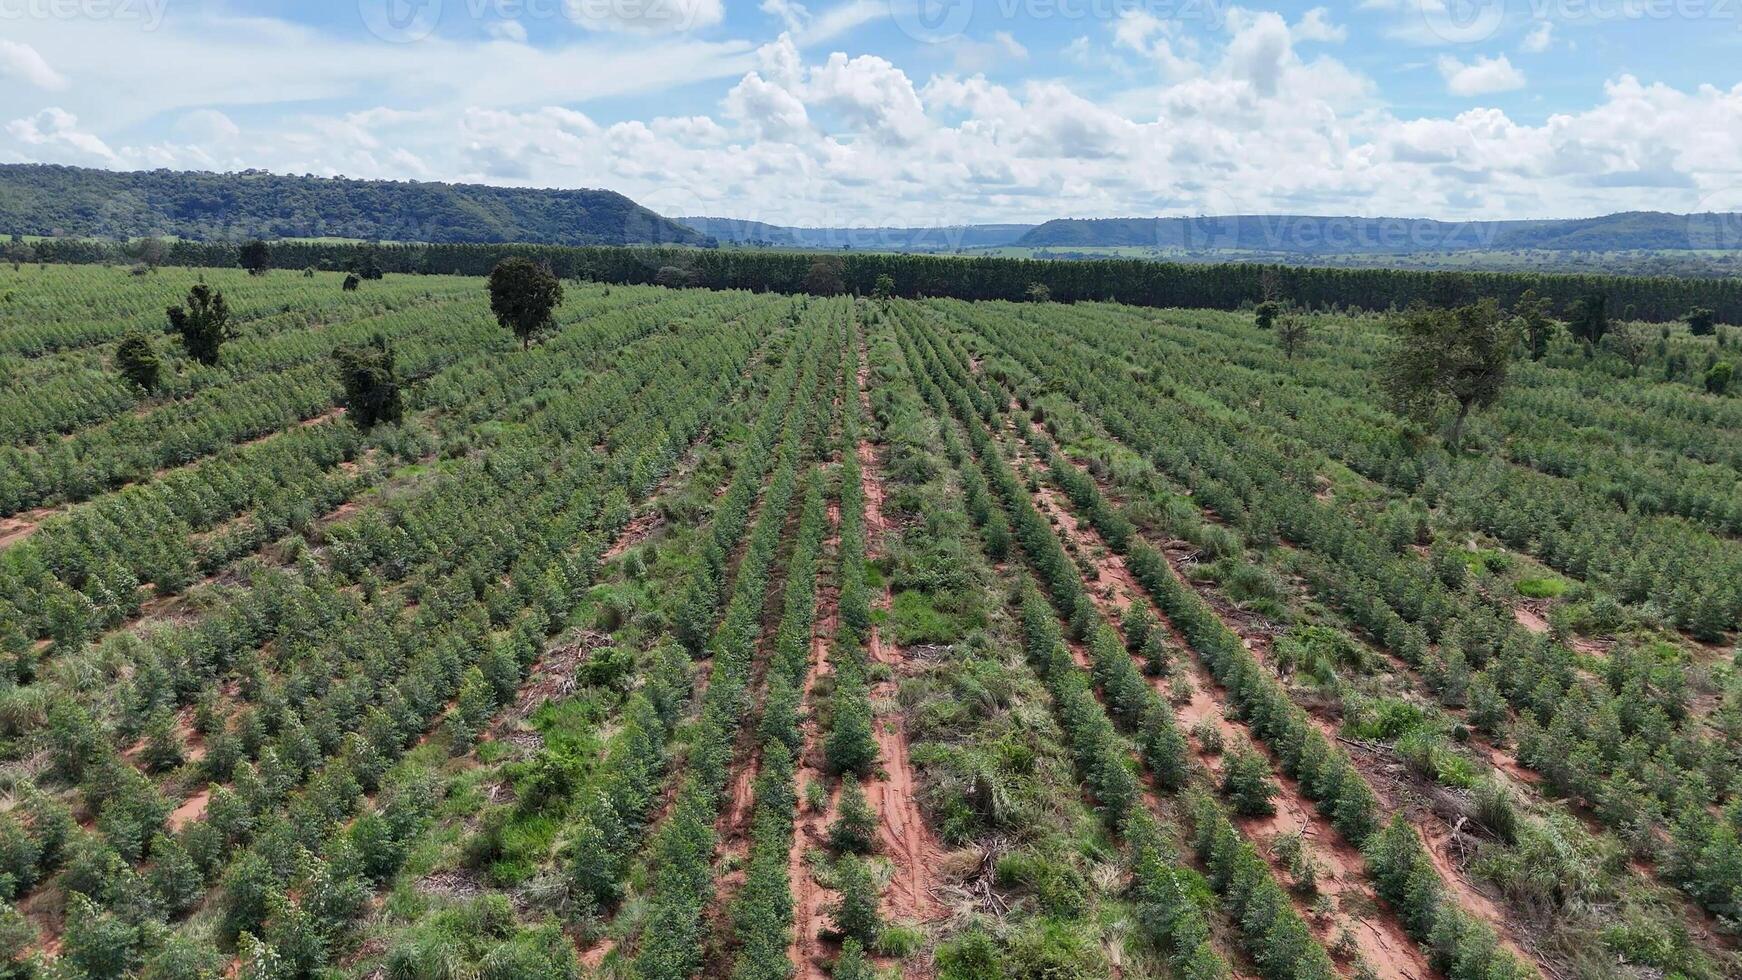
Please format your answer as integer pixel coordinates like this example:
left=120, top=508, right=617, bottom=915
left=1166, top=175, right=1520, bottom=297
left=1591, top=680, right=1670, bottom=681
left=2, top=0, right=1742, bottom=227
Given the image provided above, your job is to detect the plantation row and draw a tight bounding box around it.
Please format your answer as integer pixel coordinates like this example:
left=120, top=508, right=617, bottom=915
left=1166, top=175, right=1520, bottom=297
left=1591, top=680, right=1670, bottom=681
left=3, top=259, right=1737, bottom=978
left=917, top=296, right=1739, bottom=975
left=0, top=277, right=801, bottom=976
left=892, top=302, right=1546, bottom=980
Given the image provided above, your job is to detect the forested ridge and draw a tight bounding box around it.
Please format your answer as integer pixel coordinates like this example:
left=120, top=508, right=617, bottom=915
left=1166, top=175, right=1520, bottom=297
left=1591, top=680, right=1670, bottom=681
left=0, top=165, right=707, bottom=246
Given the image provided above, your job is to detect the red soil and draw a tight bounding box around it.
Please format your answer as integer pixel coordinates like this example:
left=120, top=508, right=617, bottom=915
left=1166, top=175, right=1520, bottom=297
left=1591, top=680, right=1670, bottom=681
left=0, top=508, right=55, bottom=550
left=1511, top=606, right=1550, bottom=635
left=169, top=786, right=212, bottom=830
left=788, top=510, right=843, bottom=980
left=856, top=349, right=946, bottom=973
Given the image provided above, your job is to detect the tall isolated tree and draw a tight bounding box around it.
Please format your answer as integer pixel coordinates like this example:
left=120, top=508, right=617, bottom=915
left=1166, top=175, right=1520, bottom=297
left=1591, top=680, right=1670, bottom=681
left=1608, top=321, right=1651, bottom=376
left=487, top=257, right=564, bottom=350
left=1687, top=307, right=1717, bottom=337
left=334, top=335, right=405, bottom=428
left=238, top=239, right=271, bottom=276
left=803, top=255, right=846, bottom=296
left=872, top=273, right=895, bottom=301
left=1276, top=310, right=1310, bottom=359
left=1380, top=300, right=1518, bottom=452
left=167, top=283, right=234, bottom=366
left=115, top=333, right=161, bottom=391
left=1254, top=300, right=1281, bottom=333
left=1514, top=288, right=1556, bottom=361
left=1567, top=293, right=1609, bottom=354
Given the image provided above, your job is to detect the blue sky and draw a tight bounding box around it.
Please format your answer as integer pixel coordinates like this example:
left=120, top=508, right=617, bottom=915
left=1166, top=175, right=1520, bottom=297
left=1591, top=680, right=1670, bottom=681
left=3, top=0, right=1742, bottom=225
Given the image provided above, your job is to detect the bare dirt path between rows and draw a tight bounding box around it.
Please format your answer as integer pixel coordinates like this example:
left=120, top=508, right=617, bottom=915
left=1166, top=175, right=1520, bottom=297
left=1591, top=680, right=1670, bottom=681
left=855, top=345, right=947, bottom=978
left=788, top=501, right=843, bottom=980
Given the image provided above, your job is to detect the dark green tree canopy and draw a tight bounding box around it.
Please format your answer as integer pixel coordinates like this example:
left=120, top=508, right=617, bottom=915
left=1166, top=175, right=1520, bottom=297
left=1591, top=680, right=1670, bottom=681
left=1568, top=292, right=1609, bottom=350
left=167, top=283, right=234, bottom=366
left=114, top=334, right=161, bottom=392
left=238, top=239, right=270, bottom=276
left=1514, top=288, right=1556, bottom=361
left=487, top=258, right=564, bottom=349
left=1687, top=307, right=1717, bottom=336
left=1380, top=299, right=1518, bottom=450
left=335, top=335, right=405, bottom=428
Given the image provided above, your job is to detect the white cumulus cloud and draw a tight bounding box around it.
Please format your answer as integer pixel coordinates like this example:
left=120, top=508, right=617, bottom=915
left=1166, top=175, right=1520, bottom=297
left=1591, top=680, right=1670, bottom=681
left=1438, top=53, right=1526, bottom=96
left=1521, top=21, right=1554, bottom=53
left=0, top=41, right=66, bottom=90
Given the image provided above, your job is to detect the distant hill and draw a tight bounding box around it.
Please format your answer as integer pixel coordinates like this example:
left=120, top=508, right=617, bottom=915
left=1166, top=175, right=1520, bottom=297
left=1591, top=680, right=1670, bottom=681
left=679, top=216, right=1033, bottom=251
left=0, top=164, right=708, bottom=246
left=1017, top=212, right=1737, bottom=253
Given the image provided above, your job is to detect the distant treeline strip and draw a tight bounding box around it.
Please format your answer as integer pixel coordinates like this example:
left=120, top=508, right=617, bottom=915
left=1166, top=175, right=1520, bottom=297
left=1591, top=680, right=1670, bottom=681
left=23, top=237, right=1742, bottom=323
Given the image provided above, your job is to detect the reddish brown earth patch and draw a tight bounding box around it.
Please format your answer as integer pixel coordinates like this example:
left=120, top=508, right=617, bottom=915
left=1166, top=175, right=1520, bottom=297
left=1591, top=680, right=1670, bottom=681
left=789, top=517, right=843, bottom=980
left=169, top=786, right=212, bottom=831
left=1512, top=605, right=1550, bottom=636
left=0, top=507, right=55, bottom=550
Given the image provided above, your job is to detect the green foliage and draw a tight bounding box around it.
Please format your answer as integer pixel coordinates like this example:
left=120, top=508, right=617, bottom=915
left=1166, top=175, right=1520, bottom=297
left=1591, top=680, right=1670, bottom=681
left=1380, top=300, right=1518, bottom=449
left=828, top=781, right=877, bottom=855
left=167, top=283, right=234, bottom=366
left=115, top=333, right=161, bottom=392
left=0, top=165, right=703, bottom=245
left=1220, top=747, right=1278, bottom=817
left=832, top=939, right=875, bottom=980
left=1514, top=576, right=1568, bottom=599
left=487, top=257, right=564, bottom=349
left=1568, top=293, right=1609, bottom=350
left=1706, top=360, right=1733, bottom=395
left=1687, top=307, right=1717, bottom=336
left=828, top=856, right=881, bottom=946
left=239, top=240, right=271, bottom=276
left=335, top=335, right=405, bottom=428
left=825, top=674, right=878, bottom=779
left=1253, top=301, right=1281, bottom=332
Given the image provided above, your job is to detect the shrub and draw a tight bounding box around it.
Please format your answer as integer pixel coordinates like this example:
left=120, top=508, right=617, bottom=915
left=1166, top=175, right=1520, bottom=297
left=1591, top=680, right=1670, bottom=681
left=115, top=333, right=161, bottom=392
left=828, top=856, right=881, bottom=945
left=1220, top=748, right=1278, bottom=817
left=829, top=782, right=877, bottom=855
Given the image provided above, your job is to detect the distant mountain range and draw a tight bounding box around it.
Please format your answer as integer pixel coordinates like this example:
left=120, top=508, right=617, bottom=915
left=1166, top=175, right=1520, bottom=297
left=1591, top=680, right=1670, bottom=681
left=1014, top=213, right=1734, bottom=253
left=3, top=164, right=1737, bottom=259
left=0, top=164, right=706, bottom=246
left=677, top=216, right=1034, bottom=251
left=682, top=210, right=1741, bottom=254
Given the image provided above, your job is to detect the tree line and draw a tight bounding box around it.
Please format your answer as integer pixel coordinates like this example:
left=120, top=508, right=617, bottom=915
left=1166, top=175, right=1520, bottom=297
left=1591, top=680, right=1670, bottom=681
left=17, top=237, right=1742, bottom=324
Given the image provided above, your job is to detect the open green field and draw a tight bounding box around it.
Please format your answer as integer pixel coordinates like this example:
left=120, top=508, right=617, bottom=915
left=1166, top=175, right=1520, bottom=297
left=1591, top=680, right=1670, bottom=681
left=0, top=262, right=1738, bottom=980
